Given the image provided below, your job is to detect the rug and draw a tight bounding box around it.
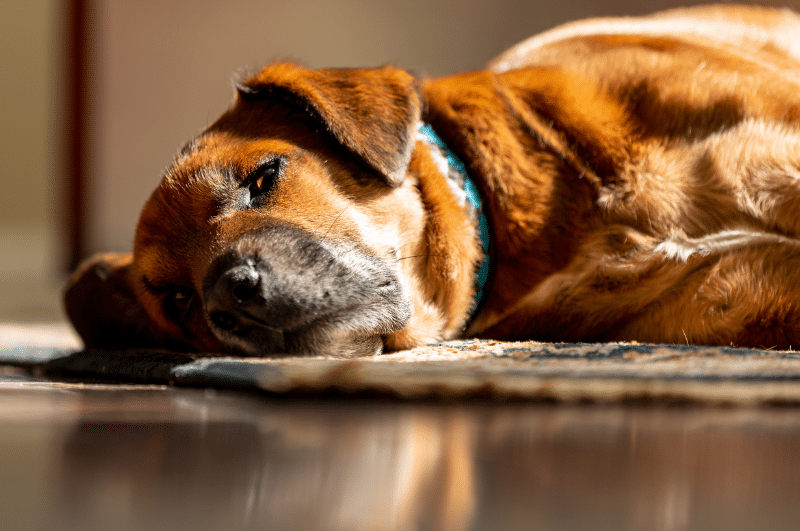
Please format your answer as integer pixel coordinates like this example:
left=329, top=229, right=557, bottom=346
left=3, top=328, right=800, bottom=404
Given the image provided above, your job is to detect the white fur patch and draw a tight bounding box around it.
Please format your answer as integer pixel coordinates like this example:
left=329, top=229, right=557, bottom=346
left=653, top=230, right=792, bottom=262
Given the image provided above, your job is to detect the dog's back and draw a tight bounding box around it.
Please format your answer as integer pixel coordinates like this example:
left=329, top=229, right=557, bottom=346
left=491, top=5, right=800, bottom=72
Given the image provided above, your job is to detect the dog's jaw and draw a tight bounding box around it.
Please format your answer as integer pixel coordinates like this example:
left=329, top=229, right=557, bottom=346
left=284, top=328, right=385, bottom=358
left=207, top=321, right=385, bottom=358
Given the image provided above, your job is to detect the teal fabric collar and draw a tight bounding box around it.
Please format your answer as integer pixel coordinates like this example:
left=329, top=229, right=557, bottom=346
left=417, top=122, right=490, bottom=317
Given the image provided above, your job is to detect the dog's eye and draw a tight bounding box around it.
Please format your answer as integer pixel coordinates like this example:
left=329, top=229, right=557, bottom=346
left=247, top=159, right=282, bottom=203
left=164, top=288, right=193, bottom=322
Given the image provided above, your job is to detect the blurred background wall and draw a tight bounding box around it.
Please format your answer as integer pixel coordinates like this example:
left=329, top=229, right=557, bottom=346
left=0, top=2, right=60, bottom=321
left=2, top=0, right=800, bottom=324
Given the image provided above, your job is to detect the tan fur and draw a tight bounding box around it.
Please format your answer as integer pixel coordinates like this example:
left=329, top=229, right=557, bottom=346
left=66, top=5, right=800, bottom=354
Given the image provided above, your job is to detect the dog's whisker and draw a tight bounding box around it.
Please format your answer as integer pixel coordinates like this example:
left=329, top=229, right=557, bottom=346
left=321, top=204, right=353, bottom=242
left=396, top=254, right=445, bottom=261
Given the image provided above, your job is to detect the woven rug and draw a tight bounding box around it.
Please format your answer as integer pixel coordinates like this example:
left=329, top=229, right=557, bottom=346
left=3, top=329, right=800, bottom=404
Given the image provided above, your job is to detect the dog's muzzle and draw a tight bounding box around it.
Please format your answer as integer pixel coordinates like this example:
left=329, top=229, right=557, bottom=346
left=201, top=224, right=410, bottom=356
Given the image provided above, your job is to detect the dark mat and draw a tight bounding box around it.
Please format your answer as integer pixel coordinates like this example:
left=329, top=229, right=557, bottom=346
left=3, top=339, right=800, bottom=404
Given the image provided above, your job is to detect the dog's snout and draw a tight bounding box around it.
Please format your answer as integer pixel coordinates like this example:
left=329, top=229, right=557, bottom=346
left=200, top=224, right=411, bottom=356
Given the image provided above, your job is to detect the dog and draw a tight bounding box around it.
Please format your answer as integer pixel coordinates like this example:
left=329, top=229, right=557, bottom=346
left=65, top=5, right=800, bottom=357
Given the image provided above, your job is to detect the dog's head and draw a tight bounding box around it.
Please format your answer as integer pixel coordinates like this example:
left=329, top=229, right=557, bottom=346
left=65, top=63, right=440, bottom=357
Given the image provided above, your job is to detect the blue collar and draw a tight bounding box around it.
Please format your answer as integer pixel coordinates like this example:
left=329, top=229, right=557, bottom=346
left=417, top=122, right=490, bottom=317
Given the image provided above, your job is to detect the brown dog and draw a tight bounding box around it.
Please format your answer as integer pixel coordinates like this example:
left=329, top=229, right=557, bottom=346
left=66, top=5, right=800, bottom=356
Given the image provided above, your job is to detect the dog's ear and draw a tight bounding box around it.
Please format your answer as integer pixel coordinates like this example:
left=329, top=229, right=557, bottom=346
left=237, top=62, right=422, bottom=187
left=64, top=253, right=163, bottom=349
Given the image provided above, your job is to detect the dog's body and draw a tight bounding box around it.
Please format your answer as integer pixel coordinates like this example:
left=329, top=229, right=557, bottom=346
left=66, top=5, right=800, bottom=356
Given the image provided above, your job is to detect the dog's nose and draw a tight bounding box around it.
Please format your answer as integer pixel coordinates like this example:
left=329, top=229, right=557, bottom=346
left=224, top=264, right=260, bottom=303
left=205, top=261, right=262, bottom=332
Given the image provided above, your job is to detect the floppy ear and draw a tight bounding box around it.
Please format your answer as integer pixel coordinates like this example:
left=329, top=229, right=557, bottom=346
left=64, top=253, right=164, bottom=349
left=237, top=62, right=422, bottom=187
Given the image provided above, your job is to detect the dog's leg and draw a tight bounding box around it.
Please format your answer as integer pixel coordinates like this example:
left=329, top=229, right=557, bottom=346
left=478, top=229, right=800, bottom=350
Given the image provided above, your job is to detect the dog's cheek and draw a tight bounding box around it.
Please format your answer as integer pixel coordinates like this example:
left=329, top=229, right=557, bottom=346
left=364, top=179, right=427, bottom=262
left=373, top=179, right=453, bottom=351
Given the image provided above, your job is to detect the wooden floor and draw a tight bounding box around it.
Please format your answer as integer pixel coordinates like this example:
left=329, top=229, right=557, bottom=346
left=0, top=366, right=799, bottom=531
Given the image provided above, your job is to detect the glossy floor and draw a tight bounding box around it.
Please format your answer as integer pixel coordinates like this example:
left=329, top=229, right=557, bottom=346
left=1, top=371, right=799, bottom=531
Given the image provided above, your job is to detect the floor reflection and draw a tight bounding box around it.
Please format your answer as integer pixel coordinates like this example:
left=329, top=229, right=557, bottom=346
left=1, top=381, right=800, bottom=530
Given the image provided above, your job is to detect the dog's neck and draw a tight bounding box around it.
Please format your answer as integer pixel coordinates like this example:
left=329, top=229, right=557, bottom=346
left=416, top=122, right=490, bottom=318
